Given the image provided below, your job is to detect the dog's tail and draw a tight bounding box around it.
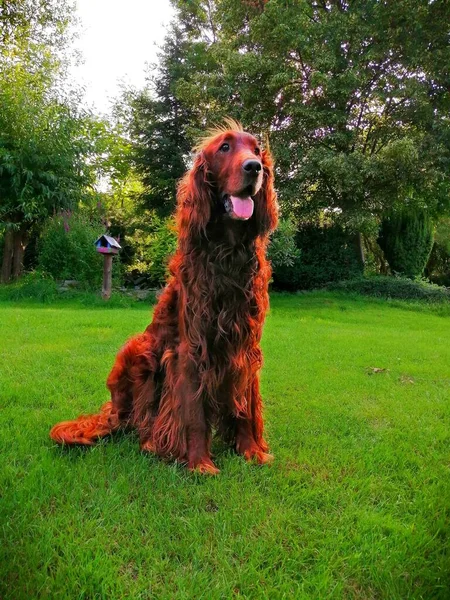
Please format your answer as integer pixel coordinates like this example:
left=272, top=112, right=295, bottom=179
left=49, top=401, right=121, bottom=445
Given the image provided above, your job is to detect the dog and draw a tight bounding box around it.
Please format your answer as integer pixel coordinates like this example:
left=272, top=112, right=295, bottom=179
left=50, top=119, right=278, bottom=474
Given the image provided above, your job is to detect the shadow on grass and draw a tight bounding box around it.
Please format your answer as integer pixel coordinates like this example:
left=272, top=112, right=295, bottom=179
left=48, top=428, right=263, bottom=482
left=49, top=431, right=127, bottom=459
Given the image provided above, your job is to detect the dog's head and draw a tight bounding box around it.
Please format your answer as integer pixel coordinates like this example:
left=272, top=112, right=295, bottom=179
left=177, top=120, right=278, bottom=240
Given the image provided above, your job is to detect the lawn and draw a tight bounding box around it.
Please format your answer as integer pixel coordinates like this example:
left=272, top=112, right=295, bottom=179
left=1, top=292, right=449, bottom=600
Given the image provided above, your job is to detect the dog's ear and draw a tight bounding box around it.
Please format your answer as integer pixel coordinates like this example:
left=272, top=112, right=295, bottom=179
left=254, top=144, right=278, bottom=235
left=177, top=152, right=212, bottom=240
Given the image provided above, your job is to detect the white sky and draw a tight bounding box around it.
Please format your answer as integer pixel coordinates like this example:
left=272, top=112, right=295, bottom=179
left=71, top=0, right=175, bottom=114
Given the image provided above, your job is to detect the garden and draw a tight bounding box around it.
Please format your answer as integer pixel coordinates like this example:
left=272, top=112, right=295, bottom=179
left=1, top=1, right=449, bottom=599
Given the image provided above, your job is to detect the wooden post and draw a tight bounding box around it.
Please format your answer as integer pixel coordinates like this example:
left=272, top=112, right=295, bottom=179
left=95, top=234, right=120, bottom=300
left=102, top=254, right=113, bottom=300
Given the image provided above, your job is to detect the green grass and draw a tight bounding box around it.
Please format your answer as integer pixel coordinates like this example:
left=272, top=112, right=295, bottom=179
left=1, top=292, right=449, bottom=599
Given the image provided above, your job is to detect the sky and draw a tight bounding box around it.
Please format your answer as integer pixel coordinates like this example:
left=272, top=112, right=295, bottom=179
left=71, top=0, right=175, bottom=114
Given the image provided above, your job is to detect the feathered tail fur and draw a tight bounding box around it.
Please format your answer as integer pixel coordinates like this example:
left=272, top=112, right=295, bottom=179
left=49, top=401, right=121, bottom=445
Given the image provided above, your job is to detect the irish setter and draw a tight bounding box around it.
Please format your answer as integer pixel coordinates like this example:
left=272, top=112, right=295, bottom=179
left=50, top=120, right=278, bottom=474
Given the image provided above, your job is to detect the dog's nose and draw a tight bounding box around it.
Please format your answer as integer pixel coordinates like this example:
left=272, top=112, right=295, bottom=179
left=242, top=160, right=262, bottom=176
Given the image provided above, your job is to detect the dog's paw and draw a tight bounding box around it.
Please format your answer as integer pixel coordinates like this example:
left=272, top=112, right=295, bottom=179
left=140, top=439, right=156, bottom=454
left=188, top=458, right=220, bottom=475
left=243, top=448, right=274, bottom=465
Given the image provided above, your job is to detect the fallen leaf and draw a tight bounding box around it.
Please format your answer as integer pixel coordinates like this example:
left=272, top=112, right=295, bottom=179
left=367, top=367, right=388, bottom=375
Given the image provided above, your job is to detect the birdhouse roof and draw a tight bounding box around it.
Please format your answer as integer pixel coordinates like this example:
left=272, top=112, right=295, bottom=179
left=95, top=234, right=121, bottom=249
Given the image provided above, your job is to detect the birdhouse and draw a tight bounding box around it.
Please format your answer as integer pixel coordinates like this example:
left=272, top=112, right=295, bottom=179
left=95, top=234, right=121, bottom=255
left=94, top=234, right=121, bottom=300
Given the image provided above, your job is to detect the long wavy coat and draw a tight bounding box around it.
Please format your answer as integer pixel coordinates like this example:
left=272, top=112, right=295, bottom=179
left=50, top=121, right=278, bottom=474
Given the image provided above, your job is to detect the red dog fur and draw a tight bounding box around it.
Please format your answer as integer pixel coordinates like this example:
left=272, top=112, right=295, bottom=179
left=50, top=120, right=278, bottom=474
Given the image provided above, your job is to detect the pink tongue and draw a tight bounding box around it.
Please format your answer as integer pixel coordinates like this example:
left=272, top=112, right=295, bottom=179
left=229, top=196, right=254, bottom=220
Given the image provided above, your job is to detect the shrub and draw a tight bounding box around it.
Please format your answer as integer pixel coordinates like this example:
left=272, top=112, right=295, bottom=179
left=378, top=208, right=434, bottom=279
left=125, top=216, right=177, bottom=287
left=268, top=217, right=301, bottom=281
left=0, top=271, right=58, bottom=302
left=272, top=224, right=363, bottom=290
left=425, top=217, right=450, bottom=286
left=0, top=274, right=158, bottom=305
left=426, top=242, right=450, bottom=287
left=38, top=212, right=120, bottom=287
left=330, top=275, right=450, bottom=303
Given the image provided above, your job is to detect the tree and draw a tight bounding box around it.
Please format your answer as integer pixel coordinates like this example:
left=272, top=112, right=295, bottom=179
left=0, top=0, right=78, bottom=87
left=167, top=0, right=450, bottom=227
left=425, top=216, right=450, bottom=286
left=378, top=208, right=434, bottom=279
left=0, top=0, right=99, bottom=282
left=0, top=64, right=94, bottom=282
left=125, top=24, right=196, bottom=215
left=0, top=0, right=76, bottom=50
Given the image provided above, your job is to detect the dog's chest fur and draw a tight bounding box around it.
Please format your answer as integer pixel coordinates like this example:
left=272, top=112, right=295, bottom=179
left=199, top=243, right=262, bottom=352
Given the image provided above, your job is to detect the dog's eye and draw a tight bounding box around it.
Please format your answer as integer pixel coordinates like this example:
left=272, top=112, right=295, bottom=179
left=219, top=143, right=230, bottom=152
left=254, top=147, right=261, bottom=155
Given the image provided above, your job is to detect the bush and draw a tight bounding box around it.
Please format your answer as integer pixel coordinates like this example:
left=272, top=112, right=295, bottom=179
left=378, top=208, right=434, bottom=279
left=426, top=242, right=450, bottom=287
left=425, top=217, right=450, bottom=286
left=0, top=231, right=3, bottom=271
left=268, top=217, right=301, bottom=271
left=272, top=224, right=363, bottom=290
left=125, top=216, right=177, bottom=287
left=0, top=271, right=58, bottom=302
left=0, top=274, right=158, bottom=305
left=330, top=275, right=450, bottom=303
left=38, top=212, right=120, bottom=287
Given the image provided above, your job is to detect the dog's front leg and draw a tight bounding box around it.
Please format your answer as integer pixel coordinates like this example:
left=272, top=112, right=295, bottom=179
left=178, top=356, right=219, bottom=475
left=235, top=376, right=273, bottom=465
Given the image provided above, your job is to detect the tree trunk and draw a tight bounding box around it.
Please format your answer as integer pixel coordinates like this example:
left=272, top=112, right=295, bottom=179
left=355, top=232, right=365, bottom=267
left=12, top=227, right=28, bottom=280
left=364, top=234, right=389, bottom=275
left=1, top=229, right=14, bottom=284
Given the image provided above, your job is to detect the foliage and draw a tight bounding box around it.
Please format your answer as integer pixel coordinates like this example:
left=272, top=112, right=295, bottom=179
left=378, top=208, right=434, bottom=278
left=268, top=218, right=303, bottom=289
left=434, top=216, right=450, bottom=255
left=272, top=224, right=363, bottom=290
left=0, top=0, right=105, bottom=282
left=267, top=217, right=301, bottom=271
left=0, top=279, right=156, bottom=306
left=426, top=243, right=450, bottom=287
left=38, top=212, right=119, bottom=287
left=425, top=217, right=450, bottom=286
left=0, top=0, right=78, bottom=73
left=0, top=65, right=91, bottom=223
left=112, top=0, right=450, bottom=292
left=0, top=0, right=83, bottom=215
left=0, top=270, right=58, bottom=302
left=125, top=215, right=177, bottom=287
left=87, top=117, right=135, bottom=206
left=116, top=23, right=195, bottom=216
left=160, top=0, right=450, bottom=227
left=330, top=275, right=449, bottom=303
